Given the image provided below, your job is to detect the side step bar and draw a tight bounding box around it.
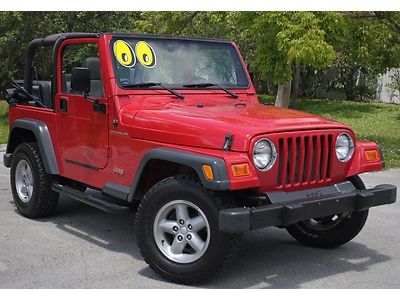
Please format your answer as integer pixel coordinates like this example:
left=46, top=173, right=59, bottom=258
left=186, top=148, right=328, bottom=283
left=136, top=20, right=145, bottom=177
left=52, top=183, right=132, bottom=214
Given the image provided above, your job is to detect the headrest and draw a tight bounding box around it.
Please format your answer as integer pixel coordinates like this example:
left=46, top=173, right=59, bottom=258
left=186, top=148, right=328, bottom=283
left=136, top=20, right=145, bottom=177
left=83, top=57, right=102, bottom=80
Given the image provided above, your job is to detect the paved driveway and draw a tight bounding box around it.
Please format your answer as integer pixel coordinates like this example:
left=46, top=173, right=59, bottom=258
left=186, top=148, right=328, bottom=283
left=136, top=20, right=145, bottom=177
left=0, top=155, right=399, bottom=288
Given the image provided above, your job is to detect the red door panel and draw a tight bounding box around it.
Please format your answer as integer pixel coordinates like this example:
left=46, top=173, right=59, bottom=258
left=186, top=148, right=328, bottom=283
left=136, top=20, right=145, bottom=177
left=57, top=93, right=109, bottom=170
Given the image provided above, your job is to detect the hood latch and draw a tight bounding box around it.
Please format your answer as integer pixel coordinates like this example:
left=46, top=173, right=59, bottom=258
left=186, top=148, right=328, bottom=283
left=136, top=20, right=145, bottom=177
left=222, top=134, right=234, bottom=151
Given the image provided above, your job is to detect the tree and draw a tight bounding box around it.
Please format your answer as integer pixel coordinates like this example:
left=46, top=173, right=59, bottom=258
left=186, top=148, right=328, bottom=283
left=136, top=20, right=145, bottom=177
left=0, top=12, right=142, bottom=93
left=2, top=11, right=400, bottom=105
left=375, top=12, right=400, bottom=38
left=331, top=14, right=400, bottom=100
left=134, top=11, right=234, bottom=38
left=235, top=12, right=344, bottom=108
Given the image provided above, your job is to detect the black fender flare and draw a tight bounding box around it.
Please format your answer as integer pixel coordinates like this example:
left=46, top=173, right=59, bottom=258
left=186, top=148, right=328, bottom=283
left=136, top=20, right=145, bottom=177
left=106, top=148, right=230, bottom=203
left=4, top=118, right=59, bottom=174
left=128, top=148, right=230, bottom=201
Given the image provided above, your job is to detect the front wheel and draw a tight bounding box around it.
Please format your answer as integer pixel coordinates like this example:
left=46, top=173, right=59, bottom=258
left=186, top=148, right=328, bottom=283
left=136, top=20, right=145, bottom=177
left=135, top=176, right=240, bottom=285
left=285, top=176, right=369, bottom=248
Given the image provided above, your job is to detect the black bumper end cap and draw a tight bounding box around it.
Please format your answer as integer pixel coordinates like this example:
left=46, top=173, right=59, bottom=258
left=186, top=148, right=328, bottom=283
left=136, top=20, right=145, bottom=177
left=219, top=207, right=251, bottom=233
left=355, top=184, right=397, bottom=210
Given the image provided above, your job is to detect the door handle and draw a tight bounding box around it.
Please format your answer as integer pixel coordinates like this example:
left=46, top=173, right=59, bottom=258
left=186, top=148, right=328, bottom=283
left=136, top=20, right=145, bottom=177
left=60, top=97, right=68, bottom=112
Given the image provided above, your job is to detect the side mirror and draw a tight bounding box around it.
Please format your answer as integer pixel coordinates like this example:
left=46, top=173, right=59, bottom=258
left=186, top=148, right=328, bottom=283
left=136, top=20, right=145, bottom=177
left=71, top=67, right=90, bottom=95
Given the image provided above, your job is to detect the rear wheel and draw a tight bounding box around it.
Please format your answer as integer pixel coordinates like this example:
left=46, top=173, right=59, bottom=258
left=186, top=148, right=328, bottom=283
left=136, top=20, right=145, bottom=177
left=10, top=143, right=59, bottom=218
left=285, top=176, right=369, bottom=248
left=135, top=175, right=241, bottom=284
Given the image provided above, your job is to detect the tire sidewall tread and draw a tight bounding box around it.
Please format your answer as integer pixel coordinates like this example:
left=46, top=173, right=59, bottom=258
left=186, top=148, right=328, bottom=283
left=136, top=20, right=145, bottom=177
left=135, top=175, right=240, bottom=285
left=286, top=175, right=369, bottom=248
left=10, top=142, right=58, bottom=218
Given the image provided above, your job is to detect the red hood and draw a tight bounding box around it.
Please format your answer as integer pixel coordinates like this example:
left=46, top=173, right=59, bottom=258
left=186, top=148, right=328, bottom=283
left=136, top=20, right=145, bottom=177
left=124, top=99, right=350, bottom=152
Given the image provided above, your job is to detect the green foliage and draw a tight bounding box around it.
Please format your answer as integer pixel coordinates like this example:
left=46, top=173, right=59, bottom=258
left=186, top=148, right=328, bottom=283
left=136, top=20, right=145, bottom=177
left=1, top=11, right=400, bottom=103
left=375, top=11, right=400, bottom=40
left=0, top=11, right=141, bottom=92
left=235, top=12, right=344, bottom=84
left=275, top=12, right=336, bottom=67
left=332, top=15, right=400, bottom=100
left=134, top=12, right=235, bottom=38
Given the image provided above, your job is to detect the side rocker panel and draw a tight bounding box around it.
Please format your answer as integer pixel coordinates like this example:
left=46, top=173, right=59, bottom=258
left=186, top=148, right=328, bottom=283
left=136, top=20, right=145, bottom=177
left=5, top=118, right=59, bottom=174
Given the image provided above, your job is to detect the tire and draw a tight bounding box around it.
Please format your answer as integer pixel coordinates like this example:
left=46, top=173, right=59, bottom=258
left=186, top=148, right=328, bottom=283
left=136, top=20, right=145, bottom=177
left=135, top=175, right=241, bottom=285
left=10, top=142, right=59, bottom=218
left=285, top=175, right=369, bottom=249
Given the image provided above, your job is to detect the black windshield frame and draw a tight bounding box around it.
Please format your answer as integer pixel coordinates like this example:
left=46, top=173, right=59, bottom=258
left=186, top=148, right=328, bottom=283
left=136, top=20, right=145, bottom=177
left=110, top=37, right=250, bottom=90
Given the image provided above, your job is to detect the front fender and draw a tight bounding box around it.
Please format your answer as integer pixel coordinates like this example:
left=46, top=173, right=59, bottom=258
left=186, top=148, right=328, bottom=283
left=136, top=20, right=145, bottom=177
left=346, top=141, right=384, bottom=177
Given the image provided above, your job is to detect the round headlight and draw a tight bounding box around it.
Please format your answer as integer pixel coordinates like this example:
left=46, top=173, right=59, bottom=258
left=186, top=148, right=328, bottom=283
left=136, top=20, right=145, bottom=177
left=253, top=138, right=277, bottom=171
left=336, top=133, right=354, bottom=162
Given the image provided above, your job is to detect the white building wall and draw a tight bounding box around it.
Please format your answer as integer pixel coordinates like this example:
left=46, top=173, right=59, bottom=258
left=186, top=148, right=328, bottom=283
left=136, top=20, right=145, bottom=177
left=376, top=68, right=400, bottom=103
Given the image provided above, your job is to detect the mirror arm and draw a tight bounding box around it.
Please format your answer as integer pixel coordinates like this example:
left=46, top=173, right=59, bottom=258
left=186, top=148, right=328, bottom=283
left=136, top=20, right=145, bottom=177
left=84, top=93, right=97, bottom=103
left=92, top=98, right=107, bottom=113
left=83, top=94, right=106, bottom=113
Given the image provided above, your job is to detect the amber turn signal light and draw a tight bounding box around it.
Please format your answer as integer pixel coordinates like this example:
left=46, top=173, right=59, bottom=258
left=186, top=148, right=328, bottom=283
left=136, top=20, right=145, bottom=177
left=365, top=150, right=379, bottom=161
left=231, top=163, right=250, bottom=177
left=202, top=164, right=214, bottom=180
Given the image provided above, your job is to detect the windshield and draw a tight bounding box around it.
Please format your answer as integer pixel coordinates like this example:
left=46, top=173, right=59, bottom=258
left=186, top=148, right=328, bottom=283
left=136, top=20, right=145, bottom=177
left=110, top=37, right=249, bottom=89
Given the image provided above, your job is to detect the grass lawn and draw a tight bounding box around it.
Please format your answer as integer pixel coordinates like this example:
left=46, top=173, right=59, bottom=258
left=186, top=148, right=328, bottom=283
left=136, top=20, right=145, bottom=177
left=259, top=95, right=400, bottom=169
left=0, top=97, right=399, bottom=169
left=0, top=101, right=8, bottom=144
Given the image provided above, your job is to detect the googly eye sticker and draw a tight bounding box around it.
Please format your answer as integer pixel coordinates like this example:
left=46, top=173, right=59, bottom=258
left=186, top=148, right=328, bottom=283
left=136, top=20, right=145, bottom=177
left=113, top=40, right=136, bottom=68
left=135, top=41, right=156, bottom=68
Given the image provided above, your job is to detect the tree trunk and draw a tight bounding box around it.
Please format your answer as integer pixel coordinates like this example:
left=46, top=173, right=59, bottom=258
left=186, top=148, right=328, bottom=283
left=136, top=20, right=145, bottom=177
left=275, top=81, right=292, bottom=107
left=343, top=79, right=357, bottom=100
left=289, top=63, right=301, bottom=109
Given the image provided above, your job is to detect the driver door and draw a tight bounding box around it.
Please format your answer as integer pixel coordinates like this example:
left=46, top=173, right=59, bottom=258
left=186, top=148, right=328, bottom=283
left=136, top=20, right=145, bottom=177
left=56, top=41, right=109, bottom=176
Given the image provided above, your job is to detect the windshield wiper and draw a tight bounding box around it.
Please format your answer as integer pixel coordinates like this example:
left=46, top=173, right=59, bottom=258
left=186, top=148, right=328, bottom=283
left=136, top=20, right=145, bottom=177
left=182, top=83, right=238, bottom=99
left=121, top=82, right=184, bottom=100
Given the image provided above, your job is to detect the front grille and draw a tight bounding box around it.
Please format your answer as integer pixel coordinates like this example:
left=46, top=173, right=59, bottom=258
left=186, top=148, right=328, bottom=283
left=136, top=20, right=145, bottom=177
left=276, top=134, right=333, bottom=187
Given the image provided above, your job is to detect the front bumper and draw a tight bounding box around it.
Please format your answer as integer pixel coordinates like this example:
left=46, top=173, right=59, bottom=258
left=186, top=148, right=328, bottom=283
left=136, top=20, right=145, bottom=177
left=219, top=182, right=397, bottom=233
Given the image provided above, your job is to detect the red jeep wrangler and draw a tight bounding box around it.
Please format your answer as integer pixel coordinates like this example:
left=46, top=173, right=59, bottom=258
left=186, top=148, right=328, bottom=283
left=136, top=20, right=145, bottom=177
left=3, top=33, right=397, bottom=284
